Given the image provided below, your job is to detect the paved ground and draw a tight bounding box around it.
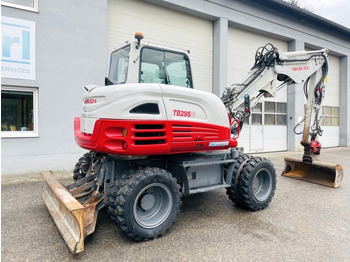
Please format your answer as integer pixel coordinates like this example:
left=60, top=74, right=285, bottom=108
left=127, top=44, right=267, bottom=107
left=2, top=147, right=349, bottom=261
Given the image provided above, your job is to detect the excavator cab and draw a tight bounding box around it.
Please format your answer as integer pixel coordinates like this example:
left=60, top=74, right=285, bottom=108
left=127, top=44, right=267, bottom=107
left=106, top=32, right=193, bottom=89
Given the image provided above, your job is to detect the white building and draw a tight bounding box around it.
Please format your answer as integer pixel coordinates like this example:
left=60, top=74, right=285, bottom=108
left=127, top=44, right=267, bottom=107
left=1, top=0, right=349, bottom=177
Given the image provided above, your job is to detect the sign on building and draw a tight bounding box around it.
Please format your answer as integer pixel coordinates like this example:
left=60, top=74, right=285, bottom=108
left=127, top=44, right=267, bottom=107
left=1, top=16, right=36, bottom=80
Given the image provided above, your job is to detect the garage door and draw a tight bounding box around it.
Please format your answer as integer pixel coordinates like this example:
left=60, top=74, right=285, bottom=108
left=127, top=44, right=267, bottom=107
left=228, top=27, right=288, bottom=153
left=107, top=0, right=213, bottom=93
left=317, top=54, right=340, bottom=147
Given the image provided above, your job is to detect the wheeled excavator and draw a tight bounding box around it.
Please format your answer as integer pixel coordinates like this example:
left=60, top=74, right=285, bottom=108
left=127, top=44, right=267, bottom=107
left=41, top=33, right=343, bottom=253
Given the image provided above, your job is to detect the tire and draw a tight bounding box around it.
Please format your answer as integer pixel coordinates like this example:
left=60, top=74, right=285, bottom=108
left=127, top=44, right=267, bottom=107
left=226, top=154, right=252, bottom=205
left=73, top=151, right=93, bottom=181
left=109, top=166, right=181, bottom=241
left=107, top=169, right=135, bottom=222
left=236, top=157, right=276, bottom=211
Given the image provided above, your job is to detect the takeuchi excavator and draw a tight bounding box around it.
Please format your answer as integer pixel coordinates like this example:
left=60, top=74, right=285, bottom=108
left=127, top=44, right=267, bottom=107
left=41, top=33, right=343, bottom=253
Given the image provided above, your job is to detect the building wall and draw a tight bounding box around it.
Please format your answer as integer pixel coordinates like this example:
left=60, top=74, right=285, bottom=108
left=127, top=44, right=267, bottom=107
left=1, top=0, right=349, bottom=177
left=318, top=54, right=340, bottom=147
left=108, top=0, right=213, bottom=93
left=145, top=0, right=350, bottom=150
left=1, top=0, right=108, bottom=176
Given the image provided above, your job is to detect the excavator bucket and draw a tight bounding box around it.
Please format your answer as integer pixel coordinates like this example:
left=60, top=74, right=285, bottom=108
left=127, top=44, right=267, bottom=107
left=282, top=157, right=343, bottom=188
left=282, top=67, right=344, bottom=188
left=41, top=171, right=102, bottom=254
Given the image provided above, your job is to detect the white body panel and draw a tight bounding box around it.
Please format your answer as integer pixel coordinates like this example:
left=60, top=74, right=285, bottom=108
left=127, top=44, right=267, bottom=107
left=81, top=84, right=229, bottom=134
left=160, top=85, right=229, bottom=126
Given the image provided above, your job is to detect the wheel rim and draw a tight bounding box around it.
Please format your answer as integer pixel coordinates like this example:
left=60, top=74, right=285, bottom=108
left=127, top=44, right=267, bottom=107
left=253, top=168, right=273, bottom=201
left=133, top=183, right=173, bottom=229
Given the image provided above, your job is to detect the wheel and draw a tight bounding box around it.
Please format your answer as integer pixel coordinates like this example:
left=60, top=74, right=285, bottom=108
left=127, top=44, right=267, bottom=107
left=236, top=157, right=276, bottom=211
left=226, top=154, right=252, bottom=205
left=73, top=151, right=93, bottom=181
left=109, top=166, right=181, bottom=241
left=107, top=169, right=135, bottom=222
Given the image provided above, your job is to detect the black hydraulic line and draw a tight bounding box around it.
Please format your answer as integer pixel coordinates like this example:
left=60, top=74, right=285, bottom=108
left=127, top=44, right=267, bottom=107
left=293, top=117, right=305, bottom=135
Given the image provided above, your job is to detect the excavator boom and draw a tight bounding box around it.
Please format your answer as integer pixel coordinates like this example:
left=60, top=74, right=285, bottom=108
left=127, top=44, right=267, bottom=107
left=222, top=44, right=343, bottom=188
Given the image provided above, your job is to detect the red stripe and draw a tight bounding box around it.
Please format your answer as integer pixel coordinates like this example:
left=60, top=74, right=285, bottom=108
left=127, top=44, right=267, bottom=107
left=75, top=118, right=237, bottom=155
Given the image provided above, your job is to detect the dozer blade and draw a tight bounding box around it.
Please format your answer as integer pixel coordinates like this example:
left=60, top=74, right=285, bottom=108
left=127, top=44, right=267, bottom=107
left=41, top=171, right=102, bottom=254
left=282, top=157, right=343, bottom=188
left=41, top=171, right=85, bottom=253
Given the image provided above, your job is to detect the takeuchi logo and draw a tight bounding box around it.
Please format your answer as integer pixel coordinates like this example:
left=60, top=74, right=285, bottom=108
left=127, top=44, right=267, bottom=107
left=292, top=66, right=310, bottom=71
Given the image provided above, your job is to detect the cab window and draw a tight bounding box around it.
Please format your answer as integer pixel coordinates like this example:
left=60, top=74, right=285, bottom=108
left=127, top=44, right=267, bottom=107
left=108, top=45, right=130, bottom=84
left=140, top=47, right=193, bottom=88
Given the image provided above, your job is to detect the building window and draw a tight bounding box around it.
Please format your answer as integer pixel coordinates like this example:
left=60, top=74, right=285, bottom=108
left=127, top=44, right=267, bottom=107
left=264, top=102, right=287, bottom=125
left=1, top=87, right=38, bottom=137
left=1, top=0, right=38, bottom=12
left=320, top=106, right=339, bottom=126
left=251, top=102, right=262, bottom=125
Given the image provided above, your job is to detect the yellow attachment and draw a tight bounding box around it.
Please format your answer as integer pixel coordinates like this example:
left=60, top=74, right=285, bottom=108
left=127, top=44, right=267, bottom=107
left=282, top=157, right=343, bottom=188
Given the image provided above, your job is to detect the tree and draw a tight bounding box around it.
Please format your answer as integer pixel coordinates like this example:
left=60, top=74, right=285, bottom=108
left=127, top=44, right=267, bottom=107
left=282, top=0, right=314, bottom=12
left=285, top=0, right=300, bottom=6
